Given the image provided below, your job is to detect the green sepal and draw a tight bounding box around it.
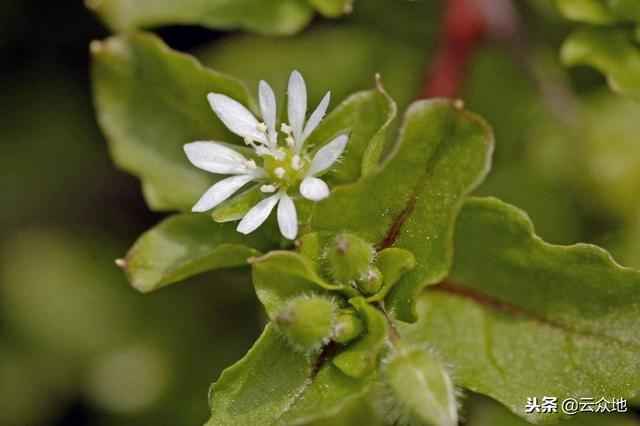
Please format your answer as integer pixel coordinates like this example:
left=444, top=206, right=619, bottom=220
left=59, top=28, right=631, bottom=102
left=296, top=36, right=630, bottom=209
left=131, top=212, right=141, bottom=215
left=211, top=185, right=262, bottom=223
left=367, top=247, right=416, bottom=303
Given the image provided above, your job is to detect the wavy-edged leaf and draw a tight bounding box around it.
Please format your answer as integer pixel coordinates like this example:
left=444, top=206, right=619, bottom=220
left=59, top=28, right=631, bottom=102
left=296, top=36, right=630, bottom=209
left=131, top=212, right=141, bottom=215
left=401, top=197, right=640, bottom=422
left=88, top=0, right=316, bottom=35
left=305, top=78, right=397, bottom=184
left=311, top=99, right=494, bottom=322
left=252, top=251, right=356, bottom=319
left=206, top=324, right=369, bottom=425
left=91, top=31, right=253, bottom=211
left=121, top=213, right=277, bottom=292
left=561, top=27, right=640, bottom=100
left=332, top=297, right=388, bottom=378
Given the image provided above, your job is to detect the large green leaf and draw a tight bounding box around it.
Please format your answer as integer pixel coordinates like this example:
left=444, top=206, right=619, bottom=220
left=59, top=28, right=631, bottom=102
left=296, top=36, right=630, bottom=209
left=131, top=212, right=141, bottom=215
left=206, top=324, right=369, bottom=425
left=561, top=27, right=640, bottom=100
left=91, top=31, right=253, bottom=212
left=401, top=197, right=640, bottom=422
left=87, top=0, right=318, bottom=35
left=121, top=213, right=277, bottom=292
left=311, top=99, right=494, bottom=322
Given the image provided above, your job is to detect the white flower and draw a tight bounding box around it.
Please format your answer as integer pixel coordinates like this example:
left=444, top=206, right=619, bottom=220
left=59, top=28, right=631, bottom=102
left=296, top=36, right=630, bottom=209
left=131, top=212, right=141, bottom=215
left=184, top=70, right=348, bottom=240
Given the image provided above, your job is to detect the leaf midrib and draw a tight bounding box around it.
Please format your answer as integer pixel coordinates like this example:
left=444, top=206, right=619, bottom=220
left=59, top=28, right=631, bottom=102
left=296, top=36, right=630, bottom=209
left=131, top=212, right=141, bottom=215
left=429, top=280, right=640, bottom=352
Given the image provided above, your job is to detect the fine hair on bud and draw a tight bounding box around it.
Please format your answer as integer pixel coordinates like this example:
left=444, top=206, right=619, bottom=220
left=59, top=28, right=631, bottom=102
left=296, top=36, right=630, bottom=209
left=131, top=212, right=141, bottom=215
left=275, top=293, right=338, bottom=354
left=379, top=344, right=460, bottom=426
left=324, top=233, right=375, bottom=284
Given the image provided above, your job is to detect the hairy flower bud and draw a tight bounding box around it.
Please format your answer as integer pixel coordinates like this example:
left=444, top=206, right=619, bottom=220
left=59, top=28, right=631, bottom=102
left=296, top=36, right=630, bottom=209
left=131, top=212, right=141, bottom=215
left=332, top=309, right=364, bottom=344
left=326, top=233, right=375, bottom=284
left=357, top=266, right=383, bottom=296
left=276, top=295, right=336, bottom=352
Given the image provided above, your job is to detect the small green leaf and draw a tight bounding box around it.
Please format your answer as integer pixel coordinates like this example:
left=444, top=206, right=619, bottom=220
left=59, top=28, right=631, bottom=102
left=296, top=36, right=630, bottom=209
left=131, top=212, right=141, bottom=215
left=305, top=80, right=397, bottom=184
left=121, top=213, right=275, bottom=292
left=365, top=248, right=416, bottom=302
left=383, top=345, right=458, bottom=426
left=311, top=99, right=494, bottom=322
left=252, top=251, right=355, bottom=319
left=207, top=324, right=369, bottom=425
left=91, top=32, right=253, bottom=211
left=401, top=197, right=640, bottom=422
left=332, top=297, right=388, bottom=378
left=561, top=27, right=640, bottom=100
left=88, top=0, right=315, bottom=35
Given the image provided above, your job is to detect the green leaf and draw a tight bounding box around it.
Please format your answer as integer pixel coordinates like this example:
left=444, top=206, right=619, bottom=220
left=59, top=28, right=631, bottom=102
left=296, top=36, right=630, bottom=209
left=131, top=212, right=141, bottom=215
left=332, top=297, right=388, bottom=378
left=311, top=99, right=494, bottom=322
left=91, top=31, right=253, bottom=212
left=207, top=324, right=369, bottom=425
left=555, top=0, right=640, bottom=24
left=383, top=345, right=458, bottom=426
left=401, top=197, right=640, bottom=422
left=561, top=27, right=640, bottom=100
left=121, top=213, right=276, bottom=292
left=87, top=0, right=316, bottom=35
left=305, top=77, right=397, bottom=184
left=252, top=251, right=356, bottom=319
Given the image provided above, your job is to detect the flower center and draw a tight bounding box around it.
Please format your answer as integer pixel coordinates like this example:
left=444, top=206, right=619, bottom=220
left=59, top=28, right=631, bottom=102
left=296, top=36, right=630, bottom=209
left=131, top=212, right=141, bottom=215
left=262, top=147, right=310, bottom=189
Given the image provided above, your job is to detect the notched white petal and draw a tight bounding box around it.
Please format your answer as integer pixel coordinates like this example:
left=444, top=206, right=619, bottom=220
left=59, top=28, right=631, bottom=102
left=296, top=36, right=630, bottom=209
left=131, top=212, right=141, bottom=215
left=300, top=176, right=330, bottom=201
left=207, top=93, right=266, bottom=143
left=287, top=70, right=307, bottom=140
left=259, top=80, right=277, bottom=134
left=277, top=193, right=298, bottom=240
left=309, top=134, right=349, bottom=176
left=191, top=174, right=254, bottom=212
left=301, top=91, right=330, bottom=142
left=237, top=194, right=279, bottom=235
left=184, top=141, right=251, bottom=174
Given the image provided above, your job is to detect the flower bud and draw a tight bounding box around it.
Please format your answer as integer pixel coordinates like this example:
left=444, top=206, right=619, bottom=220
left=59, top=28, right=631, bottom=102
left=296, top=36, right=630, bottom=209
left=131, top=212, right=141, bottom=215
left=357, top=266, right=383, bottom=296
left=332, top=309, right=364, bottom=344
left=276, top=295, right=336, bottom=352
left=383, top=346, right=458, bottom=426
left=326, top=233, right=374, bottom=284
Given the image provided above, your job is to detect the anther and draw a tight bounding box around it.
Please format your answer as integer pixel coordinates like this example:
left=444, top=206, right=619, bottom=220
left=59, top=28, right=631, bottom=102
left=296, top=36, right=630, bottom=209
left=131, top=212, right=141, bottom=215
left=257, top=122, right=268, bottom=133
left=260, top=184, right=276, bottom=193
left=245, top=160, right=257, bottom=169
left=281, top=123, right=293, bottom=134
left=291, top=155, right=302, bottom=170
left=275, top=167, right=286, bottom=179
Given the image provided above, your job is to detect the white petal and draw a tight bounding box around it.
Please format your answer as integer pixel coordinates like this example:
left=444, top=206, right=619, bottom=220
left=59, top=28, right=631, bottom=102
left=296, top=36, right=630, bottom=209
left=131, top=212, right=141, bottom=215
left=259, top=80, right=277, bottom=134
left=299, top=176, right=330, bottom=201
left=237, top=194, right=279, bottom=235
left=287, top=70, right=307, bottom=141
left=277, top=193, right=298, bottom=240
left=301, top=91, right=330, bottom=142
left=192, top=175, right=254, bottom=212
left=207, top=93, right=266, bottom=143
left=309, top=134, right=349, bottom=176
left=184, top=141, right=251, bottom=174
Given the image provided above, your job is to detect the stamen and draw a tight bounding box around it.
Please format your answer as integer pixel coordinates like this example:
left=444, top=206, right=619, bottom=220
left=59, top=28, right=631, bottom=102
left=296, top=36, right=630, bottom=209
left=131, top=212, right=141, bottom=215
left=286, top=136, right=295, bottom=147
left=274, top=167, right=286, bottom=179
left=245, top=160, right=257, bottom=169
left=281, top=123, right=293, bottom=134
left=243, top=136, right=254, bottom=146
left=260, top=184, right=276, bottom=193
left=291, top=155, right=302, bottom=170
left=257, top=122, right=268, bottom=133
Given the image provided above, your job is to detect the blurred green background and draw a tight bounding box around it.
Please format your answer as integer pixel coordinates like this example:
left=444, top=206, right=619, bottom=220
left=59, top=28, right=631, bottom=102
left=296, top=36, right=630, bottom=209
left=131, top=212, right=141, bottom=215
left=1, top=0, right=639, bottom=425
